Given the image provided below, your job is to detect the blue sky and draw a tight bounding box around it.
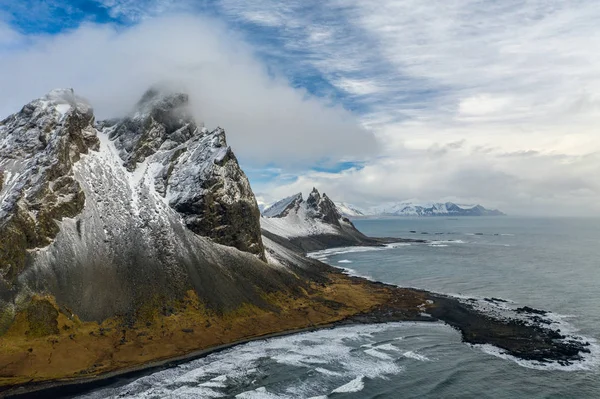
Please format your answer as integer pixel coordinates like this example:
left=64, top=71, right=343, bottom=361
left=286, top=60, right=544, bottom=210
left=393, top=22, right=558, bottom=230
left=1, top=0, right=599, bottom=215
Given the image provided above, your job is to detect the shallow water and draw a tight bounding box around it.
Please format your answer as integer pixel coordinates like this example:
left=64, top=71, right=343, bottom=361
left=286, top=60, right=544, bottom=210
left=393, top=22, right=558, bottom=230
left=80, top=217, right=600, bottom=398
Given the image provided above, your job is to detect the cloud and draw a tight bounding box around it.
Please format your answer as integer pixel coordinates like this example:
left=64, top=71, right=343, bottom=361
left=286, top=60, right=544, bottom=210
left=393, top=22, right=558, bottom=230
left=256, top=145, right=600, bottom=216
left=224, top=0, right=600, bottom=215
left=0, top=15, right=376, bottom=167
left=2, top=1, right=600, bottom=215
left=0, top=21, right=23, bottom=48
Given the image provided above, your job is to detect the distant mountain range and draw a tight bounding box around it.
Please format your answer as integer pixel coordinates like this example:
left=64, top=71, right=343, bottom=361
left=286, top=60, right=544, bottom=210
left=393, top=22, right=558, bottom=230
left=333, top=201, right=505, bottom=217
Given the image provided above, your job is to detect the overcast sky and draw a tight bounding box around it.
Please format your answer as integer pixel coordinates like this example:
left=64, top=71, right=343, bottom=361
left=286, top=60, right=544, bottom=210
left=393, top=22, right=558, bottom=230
left=1, top=0, right=599, bottom=216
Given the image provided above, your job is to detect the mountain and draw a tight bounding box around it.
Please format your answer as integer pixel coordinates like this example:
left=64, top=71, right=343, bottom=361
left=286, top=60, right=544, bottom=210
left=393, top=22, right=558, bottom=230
left=334, top=202, right=365, bottom=217
left=261, top=188, right=415, bottom=252
left=334, top=201, right=505, bottom=217
left=0, top=89, right=586, bottom=394
left=0, top=88, right=387, bottom=387
left=0, top=87, right=278, bottom=320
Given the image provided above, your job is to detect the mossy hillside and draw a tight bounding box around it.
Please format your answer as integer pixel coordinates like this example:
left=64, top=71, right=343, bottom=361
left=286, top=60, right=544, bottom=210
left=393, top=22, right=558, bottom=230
left=0, top=273, right=412, bottom=388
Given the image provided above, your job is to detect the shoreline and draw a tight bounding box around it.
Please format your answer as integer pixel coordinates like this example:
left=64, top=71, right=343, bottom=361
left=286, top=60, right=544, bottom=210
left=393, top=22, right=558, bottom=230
left=1, top=263, right=592, bottom=398
left=2, top=311, right=432, bottom=399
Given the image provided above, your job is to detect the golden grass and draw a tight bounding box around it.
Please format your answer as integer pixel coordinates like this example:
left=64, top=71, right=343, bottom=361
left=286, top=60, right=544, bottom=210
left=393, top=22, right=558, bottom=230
left=0, top=273, right=427, bottom=388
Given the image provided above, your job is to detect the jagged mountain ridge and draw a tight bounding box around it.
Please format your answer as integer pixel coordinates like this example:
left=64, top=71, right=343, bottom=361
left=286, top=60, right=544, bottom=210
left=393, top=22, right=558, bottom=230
left=0, top=88, right=298, bottom=325
left=334, top=201, right=505, bottom=217
left=0, top=90, right=587, bottom=392
left=261, top=188, right=392, bottom=252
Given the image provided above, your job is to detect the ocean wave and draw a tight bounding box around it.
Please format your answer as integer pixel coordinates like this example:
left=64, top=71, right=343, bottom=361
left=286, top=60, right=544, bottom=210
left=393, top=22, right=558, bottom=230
left=81, top=323, right=431, bottom=399
left=331, top=376, right=365, bottom=393
left=402, top=351, right=430, bottom=361
left=236, top=386, right=280, bottom=398
left=430, top=240, right=466, bottom=245
left=472, top=341, right=600, bottom=371
left=306, top=242, right=412, bottom=261
left=335, top=266, right=375, bottom=281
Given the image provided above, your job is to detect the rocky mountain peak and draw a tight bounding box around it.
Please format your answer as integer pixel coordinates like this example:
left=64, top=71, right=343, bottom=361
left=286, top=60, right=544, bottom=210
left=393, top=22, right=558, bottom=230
left=262, top=193, right=303, bottom=218
left=97, top=87, right=265, bottom=259
left=0, top=87, right=275, bottom=334
left=305, top=188, right=342, bottom=226
left=105, top=88, right=197, bottom=171
left=134, top=87, right=190, bottom=120
left=0, top=89, right=99, bottom=281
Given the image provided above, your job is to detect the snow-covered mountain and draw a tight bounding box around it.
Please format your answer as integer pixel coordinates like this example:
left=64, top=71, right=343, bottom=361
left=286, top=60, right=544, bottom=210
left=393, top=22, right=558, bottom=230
left=261, top=188, right=353, bottom=238
left=261, top=188, right=378, bottom=251
left=334, top=202, right=365, bottom=217
left=334, top=201, right=505, bottom=217
left=0, top=87, right=298, bottom=324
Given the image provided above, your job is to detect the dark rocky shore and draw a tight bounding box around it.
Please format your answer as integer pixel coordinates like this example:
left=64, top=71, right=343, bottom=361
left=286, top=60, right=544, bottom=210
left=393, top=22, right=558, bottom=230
left=348, top=278, right=590, bottom=366
left=3, top=274, right=590, bottom=399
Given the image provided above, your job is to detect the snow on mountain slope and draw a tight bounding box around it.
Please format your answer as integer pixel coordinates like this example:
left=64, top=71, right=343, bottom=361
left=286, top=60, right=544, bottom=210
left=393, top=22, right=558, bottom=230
left=102, top=87, right=265, bottom=258
left=334, top=202, right=365, bottom=217
left=262, top=193, right=303, bottom=218
left=0, top=88, right=296, bottom=325
left=261, top=189, right=341, bottom=238
left=260, top=188, right=371, bottom=250
left=261, top=204, right=339, bottom=238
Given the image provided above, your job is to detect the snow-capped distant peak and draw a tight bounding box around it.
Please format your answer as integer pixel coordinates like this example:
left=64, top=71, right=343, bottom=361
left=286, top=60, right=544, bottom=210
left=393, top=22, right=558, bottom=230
left=334, top=201, right=504, bottom=217
left=261, top=188, right=359, bottom=239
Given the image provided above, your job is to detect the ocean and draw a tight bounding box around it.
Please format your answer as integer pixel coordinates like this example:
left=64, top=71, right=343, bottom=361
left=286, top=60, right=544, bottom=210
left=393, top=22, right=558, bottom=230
left=79, top=217, right=600, bottom=398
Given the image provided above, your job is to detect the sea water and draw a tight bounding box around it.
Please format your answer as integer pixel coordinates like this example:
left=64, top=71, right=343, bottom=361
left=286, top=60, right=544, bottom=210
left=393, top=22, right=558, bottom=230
left=80, top=217, right=600, bottom=398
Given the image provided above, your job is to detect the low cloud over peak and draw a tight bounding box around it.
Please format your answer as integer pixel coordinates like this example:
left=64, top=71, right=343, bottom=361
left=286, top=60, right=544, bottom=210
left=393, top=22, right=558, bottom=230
left=0, top=15, right=377, bottom=167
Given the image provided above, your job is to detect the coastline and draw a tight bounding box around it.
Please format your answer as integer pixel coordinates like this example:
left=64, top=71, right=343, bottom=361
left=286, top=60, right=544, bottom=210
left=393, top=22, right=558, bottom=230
left=2, top=271, right=592, bottom=398
left=1, top=321, right=361, bottom=398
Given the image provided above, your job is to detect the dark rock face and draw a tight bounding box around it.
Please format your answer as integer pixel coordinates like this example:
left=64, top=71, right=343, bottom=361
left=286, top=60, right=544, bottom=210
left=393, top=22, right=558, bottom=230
left=169, top=131, right=265, bottom=260
left=0, top=87, right=279, bottom=331
left=0, top=89, right=99, bottom=281
left=101, top=87, right=265, bottom=260
left=107, top=89, right=194, bottom=171
left=306, top=188, right=343, bottom=226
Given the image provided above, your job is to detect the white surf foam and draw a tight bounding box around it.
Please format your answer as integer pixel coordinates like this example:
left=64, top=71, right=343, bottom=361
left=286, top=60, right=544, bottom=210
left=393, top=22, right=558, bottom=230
left=315, top=367, right=344, bottom=376
left=336, top=266, right=374, bottom=281
left=364, top=348, right=393, bottom=360
left=472, top=341, right=600, bottom=371
left=331, top=376, right=365, bottom=393
left=402, top=351, right=430, bottom=361
left=235, top=386, right=280, bottom=399
left=307, top=242, right=413, bottom=261
left=375, top=343, right=402, bottom=352
left=337, top=259, right=352, bottom=264
left=430, top=240, right=466, bottom=245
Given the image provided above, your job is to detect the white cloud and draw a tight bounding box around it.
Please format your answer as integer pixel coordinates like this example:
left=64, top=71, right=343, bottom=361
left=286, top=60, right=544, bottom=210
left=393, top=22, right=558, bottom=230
left=0, top=15, right=376, bottom=166
left=458, top=95, right=511, bottom=117
left=0, top=20, right=23, bottom=48
left=3, top=0, right=600, bottom=215
left=223, top=0, right=600, bottom=215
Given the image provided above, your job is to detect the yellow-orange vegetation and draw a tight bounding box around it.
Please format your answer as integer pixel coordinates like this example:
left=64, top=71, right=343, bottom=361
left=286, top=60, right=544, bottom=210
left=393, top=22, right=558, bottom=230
left=0, top=273, right=428, bottom=389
